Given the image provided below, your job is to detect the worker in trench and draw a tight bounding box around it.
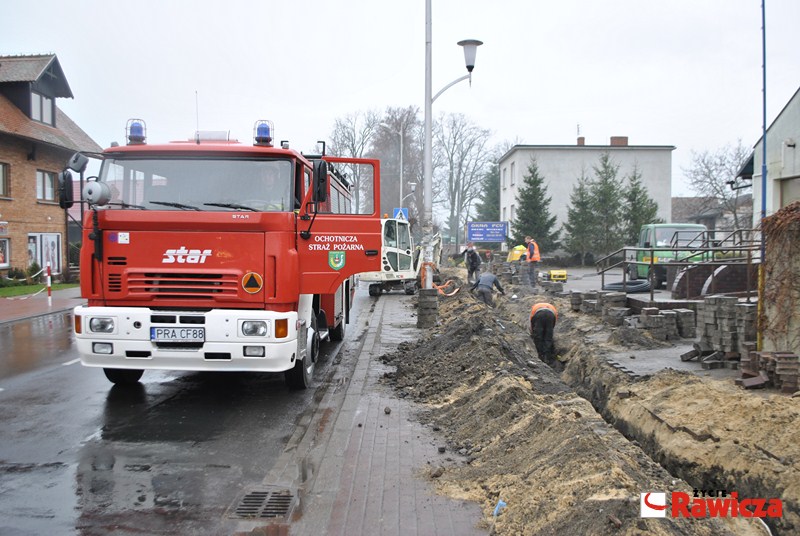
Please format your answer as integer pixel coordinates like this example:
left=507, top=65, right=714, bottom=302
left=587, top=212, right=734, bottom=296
left=530, top=302, right=558, bottom=367
left=470, top=271, right=505, bottom=307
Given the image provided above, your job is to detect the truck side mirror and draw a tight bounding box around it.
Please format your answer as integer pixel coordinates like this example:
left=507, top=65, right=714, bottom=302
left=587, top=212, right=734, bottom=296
left=313, top=160, right=328, bottom=203
left=58, top=170, right=74, bottom=209
left=67, top=152, right=89, bottom=173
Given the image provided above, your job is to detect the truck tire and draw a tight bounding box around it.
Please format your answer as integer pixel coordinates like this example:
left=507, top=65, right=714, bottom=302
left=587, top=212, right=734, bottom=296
left=368, top=284, right=382, bottom=297
left=648, top=269, right=663, bottom=290
left=404, top=280, right=418, bottom=295
left=285, top=316, right=319, bottom=389
left=329, top=315, right=346, bottom=341
left=103, top=368, right=144, bottom=385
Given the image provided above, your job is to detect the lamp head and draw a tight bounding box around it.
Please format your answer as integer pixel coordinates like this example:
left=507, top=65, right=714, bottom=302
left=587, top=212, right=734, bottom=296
left=457, top=39, right=483, bottom=73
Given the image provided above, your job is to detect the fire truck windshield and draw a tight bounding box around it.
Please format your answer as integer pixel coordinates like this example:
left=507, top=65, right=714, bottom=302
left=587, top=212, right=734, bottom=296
left=99, top=157, right=294, bottom=211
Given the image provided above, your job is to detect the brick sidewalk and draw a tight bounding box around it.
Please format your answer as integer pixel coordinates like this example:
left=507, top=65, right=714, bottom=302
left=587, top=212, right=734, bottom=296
left=268, top=294, right=488, bottom=536
left=0, top=286, right=84, bottom=325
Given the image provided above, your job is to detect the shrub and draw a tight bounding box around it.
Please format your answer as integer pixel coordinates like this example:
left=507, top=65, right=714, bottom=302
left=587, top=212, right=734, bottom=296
left=27, top=262, right=42, bottom=284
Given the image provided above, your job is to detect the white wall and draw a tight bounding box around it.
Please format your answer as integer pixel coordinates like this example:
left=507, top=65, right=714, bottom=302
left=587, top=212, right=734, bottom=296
left=752, top=87, right=800, bottom=227
left=499, top=142, right=674, bottom=247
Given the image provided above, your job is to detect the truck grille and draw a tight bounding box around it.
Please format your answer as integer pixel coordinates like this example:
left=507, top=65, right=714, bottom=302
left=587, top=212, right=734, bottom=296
left=125, top=272, right=239, bottom=299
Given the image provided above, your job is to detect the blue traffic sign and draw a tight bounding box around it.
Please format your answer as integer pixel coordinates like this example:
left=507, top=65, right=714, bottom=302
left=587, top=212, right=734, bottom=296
left=393, top=208, right=408, bottom=220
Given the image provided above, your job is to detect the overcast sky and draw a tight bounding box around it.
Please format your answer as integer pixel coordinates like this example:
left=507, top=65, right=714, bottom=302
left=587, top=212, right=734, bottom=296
left=3, top=0, right=798, bottom=196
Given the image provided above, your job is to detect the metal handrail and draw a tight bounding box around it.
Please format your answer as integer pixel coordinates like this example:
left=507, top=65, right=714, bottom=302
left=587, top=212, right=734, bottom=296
left=595, top=230, right=762, bottom=304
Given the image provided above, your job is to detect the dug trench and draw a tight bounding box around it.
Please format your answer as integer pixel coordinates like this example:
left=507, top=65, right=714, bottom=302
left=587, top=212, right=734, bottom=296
left=379, top=269, right=799, bottom=535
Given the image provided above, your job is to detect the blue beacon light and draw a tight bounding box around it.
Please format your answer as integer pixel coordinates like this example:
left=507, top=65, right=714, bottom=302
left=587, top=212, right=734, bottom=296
left=126, top=119, right=146, bottom=145
left=254, top=120, right=273, bottom=146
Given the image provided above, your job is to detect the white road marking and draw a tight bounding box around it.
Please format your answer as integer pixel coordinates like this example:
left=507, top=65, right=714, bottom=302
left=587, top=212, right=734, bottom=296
left=62, top=359, right=80, bottom=366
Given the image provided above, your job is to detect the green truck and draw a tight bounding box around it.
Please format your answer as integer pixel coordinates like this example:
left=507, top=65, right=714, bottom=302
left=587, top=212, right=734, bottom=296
left=628, top=223, right=708, bottom=288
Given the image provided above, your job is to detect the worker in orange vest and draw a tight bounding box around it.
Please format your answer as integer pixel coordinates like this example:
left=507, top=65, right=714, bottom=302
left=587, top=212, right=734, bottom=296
left=524, top=236, right=540, bottom=288
left=529, top=302, right=557, bottom=365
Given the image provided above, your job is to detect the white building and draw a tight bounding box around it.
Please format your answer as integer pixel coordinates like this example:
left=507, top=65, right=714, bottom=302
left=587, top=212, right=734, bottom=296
left=743, top=86, right=800, bottom=225
left=498, top=136, right=674, bottom=249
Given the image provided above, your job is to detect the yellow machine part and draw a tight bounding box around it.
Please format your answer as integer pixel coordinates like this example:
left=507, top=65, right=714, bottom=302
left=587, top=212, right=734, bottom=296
left=549, top=270, right=567, bottom=282
left=506, top=245, right=527, bottom=262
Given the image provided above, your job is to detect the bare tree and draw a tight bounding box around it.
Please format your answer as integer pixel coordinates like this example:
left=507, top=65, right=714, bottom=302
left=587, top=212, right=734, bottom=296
left=368, top=106, right=422, bottom=224
left=683, top=141, right=752, bottom=231
left=328, top=110, right=381, bottom=213
left=433, top=113, right=492, bottom=251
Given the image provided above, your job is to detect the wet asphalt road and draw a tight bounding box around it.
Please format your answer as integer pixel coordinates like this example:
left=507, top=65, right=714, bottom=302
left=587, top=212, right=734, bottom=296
left=0, top=293, right=369, bottom=535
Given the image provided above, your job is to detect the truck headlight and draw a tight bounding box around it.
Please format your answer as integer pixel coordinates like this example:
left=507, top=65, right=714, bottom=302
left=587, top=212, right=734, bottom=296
left=241, top=321, right=268, bottom=337
left=89, top=317, right=115, bottom=333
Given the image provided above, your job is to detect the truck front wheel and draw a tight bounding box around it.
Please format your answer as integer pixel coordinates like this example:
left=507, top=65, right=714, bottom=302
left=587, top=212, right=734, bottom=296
left=103, top=368, right=144, bottom=385
left=285, top=316, right=319, bottom=389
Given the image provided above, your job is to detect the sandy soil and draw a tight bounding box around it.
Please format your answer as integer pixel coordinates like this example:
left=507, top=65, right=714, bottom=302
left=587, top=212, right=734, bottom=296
left=380, top=267, right=797, bottom=535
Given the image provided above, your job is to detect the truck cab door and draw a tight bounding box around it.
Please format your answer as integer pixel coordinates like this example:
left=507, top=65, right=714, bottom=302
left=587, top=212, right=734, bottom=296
left=297, top=157, right=382, bottom=295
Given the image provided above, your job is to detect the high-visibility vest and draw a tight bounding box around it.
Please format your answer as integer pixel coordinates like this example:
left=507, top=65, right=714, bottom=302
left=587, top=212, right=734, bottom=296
left=526, top=240, right=540, bottom=262
left=530, top=302, right=558, bottom=322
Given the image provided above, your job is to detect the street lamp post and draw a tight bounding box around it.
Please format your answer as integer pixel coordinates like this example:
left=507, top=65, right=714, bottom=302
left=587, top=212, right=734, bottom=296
left=399, top=129, right=405, bottom=210
left=422, top=0, right=482, bottom=288
left=379, top=123, right=406, bottom=212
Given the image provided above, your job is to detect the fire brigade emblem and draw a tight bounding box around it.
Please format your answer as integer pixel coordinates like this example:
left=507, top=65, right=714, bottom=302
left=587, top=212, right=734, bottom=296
left=328, top=251, right=346, bottom=271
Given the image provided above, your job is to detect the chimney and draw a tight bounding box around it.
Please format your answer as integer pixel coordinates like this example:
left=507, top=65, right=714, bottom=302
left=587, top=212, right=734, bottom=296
left=610, top=136, right=629, bottom=147
left=577, top=136, right=585, bottom=146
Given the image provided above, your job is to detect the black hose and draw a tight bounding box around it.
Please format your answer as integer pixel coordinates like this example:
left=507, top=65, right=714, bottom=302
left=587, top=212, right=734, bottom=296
left=602, top=280, right=652, bottom=293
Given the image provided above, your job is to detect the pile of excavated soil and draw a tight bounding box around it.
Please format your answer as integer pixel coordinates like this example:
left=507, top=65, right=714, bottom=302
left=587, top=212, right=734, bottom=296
left=380, top=267, right=796, bottom=535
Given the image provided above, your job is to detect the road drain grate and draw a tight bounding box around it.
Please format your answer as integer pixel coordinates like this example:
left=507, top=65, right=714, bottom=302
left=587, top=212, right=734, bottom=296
left=230, top=488, right=295, bottom=519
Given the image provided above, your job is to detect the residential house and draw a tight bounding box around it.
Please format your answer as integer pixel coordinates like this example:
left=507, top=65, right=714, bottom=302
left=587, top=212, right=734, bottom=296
left=0, top=54, right=101, bottom=276
left=499, top=136, right=674, bottom=252
left=672, top=194, right=753, bottom=232
left=736, top=85, right=800, bottom=224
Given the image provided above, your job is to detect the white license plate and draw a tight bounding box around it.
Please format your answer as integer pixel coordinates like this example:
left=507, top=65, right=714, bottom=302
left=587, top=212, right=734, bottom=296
left=150, top=327, right=205, bottom=342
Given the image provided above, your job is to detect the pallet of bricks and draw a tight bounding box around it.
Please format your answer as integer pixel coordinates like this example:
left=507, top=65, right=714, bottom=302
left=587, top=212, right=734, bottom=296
left=738, top=351, right=800, bottom=393
left=684, top=296, right=757, bottom=369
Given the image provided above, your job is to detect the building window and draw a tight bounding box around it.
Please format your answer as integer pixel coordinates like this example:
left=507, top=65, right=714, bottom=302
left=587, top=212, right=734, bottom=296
left=510, top=162, right=516, bottom=186
left=502, top=167, right=507, bottom=189
left=0, top=163, right=9, bottom=197
left=502, top=207, right=506, bottom=221
left=0, top=238, right=9, bottom=268
left=31, top=92, right=54, bottom=126
left=511, top=204, right=516, bottom=221
left=28, top=233, right=62, bottom=273
left=36, top=170, right=56, bottom=201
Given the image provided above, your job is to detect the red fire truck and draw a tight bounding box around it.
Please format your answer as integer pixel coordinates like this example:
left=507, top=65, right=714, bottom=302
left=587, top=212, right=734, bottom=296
left=58, top=119, right=382, bottom=388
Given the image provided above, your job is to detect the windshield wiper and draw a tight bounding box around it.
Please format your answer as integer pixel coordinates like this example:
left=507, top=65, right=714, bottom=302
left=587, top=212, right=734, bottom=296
left=203, top=202, right=258, bottom=212
left=149, top=201, right=202, bottom=211
left=108, top=201, right=147, bottom=210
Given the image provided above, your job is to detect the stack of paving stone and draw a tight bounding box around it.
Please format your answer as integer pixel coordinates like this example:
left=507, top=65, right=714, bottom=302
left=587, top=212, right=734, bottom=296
left=540, top=280, right=564, bottom=293
left=640, top=307, right=667, bottom=340
left=600, top=292, right=629, bottom=326
left=416, top=288, right=438, bottom=328
left=519, top=262, right=535, bottom=286
left=739, top=351, right=799, bottom=393
left=498, top=263, right=514, bottom=285
left=735, top=303, right=758, bottom=357
left=660, top=310, right=680, bottom=340
left=580, top=291, right=599, bottom=314
left=570, top=291, right=583, bottom=312
left=673, top=308, right=697, bottom=338
left=699, top=296, right=739, bottom=354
